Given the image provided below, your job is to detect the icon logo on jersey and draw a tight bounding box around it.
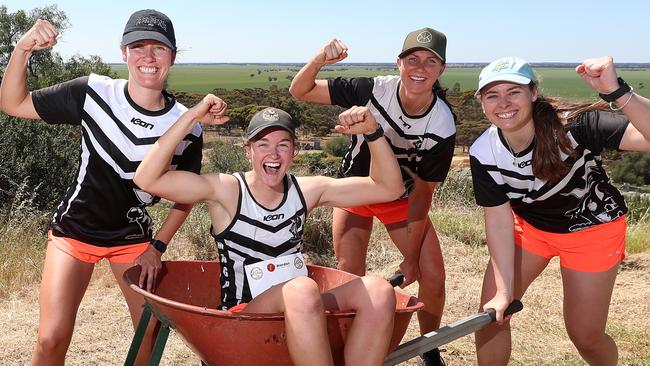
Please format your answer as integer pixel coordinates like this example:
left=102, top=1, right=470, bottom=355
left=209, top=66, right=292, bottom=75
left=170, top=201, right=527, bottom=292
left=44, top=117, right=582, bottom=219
left=416, top=31, right=433, bottom=44
left=131, top=117, right=154, bottom=130
left=413, top=136, right=424, bottom=150
left=267, top=263, right=276, bottom=272
left=289, top=216, right=303, bottom=242
left=262, top=109, right=280, bottom=122
left=125, top=206, right=152, bottom=239
left=398, top=116, right=412, bottom=129
left=517, top=160, right=532, bottom=168
left=263, top=213, right=285, bottom=222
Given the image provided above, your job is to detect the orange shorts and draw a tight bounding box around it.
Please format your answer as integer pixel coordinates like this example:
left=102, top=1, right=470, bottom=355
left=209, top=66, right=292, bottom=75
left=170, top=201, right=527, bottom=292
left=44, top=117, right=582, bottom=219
left=48, top=231, right=150, bottom=264
left=342, top=198, right=408, bottom=225
left=513, top=214, right=626, bottom=272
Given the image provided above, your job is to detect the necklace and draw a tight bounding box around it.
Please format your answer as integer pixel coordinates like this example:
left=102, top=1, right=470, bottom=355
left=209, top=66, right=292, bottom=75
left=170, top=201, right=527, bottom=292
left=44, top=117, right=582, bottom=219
left=503, top=133, right=534, bottom=167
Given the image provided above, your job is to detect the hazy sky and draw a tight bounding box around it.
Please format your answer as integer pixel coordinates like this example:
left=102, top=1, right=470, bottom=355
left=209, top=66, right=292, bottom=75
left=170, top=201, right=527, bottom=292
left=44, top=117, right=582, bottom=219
left=4, top=0, right=650, bottom=64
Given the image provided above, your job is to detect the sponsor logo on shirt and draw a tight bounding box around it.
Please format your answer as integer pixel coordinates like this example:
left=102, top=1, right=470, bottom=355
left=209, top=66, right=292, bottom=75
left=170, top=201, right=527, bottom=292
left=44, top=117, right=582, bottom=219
left=263, top=213, right=285, bottom=221
left=131, top=117, right=154, bottom=130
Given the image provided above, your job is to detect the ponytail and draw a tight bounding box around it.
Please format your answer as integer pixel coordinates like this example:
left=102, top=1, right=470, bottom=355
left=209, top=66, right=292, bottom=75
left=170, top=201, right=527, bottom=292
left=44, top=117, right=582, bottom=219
left=531, top=96, right=575, bottom=182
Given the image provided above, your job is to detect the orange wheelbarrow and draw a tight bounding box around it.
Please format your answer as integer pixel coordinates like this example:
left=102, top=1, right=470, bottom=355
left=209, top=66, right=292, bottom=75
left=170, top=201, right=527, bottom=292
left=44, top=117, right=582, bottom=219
left=123, top=260, right=422, bottom=366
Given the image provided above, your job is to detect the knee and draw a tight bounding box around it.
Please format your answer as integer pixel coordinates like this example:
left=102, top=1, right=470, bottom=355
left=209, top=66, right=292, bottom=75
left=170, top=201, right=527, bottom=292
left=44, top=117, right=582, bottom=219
left=283, top=277, right=323, bottom=314
left=566, top=327, right=606, bottom=352
left=35, top=329, right=71, bottom=356
left=360, top=276, right=396, bottom=317
left=418, top=264, right=446, bottom=292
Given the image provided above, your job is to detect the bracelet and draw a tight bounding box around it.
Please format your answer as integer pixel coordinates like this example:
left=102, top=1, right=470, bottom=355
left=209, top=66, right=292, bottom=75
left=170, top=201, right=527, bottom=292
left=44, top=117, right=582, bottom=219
left=363, top=125, right=384, bottom=142
left=150, top=239, right=167, bottom=254
left=608, top=91, right=634, bottom=111
left=599, top=77, right=632, bottom=102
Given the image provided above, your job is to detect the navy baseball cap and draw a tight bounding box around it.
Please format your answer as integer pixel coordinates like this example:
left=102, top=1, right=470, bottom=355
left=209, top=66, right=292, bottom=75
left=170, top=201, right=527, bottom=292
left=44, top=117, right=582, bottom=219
left=121, top=9, right=176, bottom=51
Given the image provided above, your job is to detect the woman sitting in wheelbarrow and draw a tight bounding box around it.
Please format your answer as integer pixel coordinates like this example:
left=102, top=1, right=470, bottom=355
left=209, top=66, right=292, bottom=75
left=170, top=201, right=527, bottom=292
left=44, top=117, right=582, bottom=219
left=134, top=95, right=405, bottom=366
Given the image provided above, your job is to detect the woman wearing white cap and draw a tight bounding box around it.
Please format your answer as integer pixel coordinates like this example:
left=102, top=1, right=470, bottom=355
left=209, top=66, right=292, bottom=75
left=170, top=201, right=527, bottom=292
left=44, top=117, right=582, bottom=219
left=289, top=28, right=455, bottom=366
left=470, top=56, right=650, bottom=365
left=135, top=97, right=404, bottom=366
left=0, top=9, right=200, bottom=365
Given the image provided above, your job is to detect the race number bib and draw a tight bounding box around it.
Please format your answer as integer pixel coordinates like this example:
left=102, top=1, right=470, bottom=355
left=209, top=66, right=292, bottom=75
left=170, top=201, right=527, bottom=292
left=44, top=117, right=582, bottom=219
left=245, top=253, right=308, bottom=298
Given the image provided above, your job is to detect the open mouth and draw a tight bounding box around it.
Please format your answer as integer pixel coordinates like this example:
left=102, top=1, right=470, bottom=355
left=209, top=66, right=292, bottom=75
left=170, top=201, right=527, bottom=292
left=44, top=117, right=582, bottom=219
left=263, top=161, right=281, bottom=174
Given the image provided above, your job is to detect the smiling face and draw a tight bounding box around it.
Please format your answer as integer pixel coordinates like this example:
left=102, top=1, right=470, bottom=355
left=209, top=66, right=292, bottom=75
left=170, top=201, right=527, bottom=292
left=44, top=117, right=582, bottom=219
left=397, top=50, right=446, bottom=95
left=479, top=81, right=538, bottom=133
left=121, top=39, right=175, bottom=91
left=245, top=128, right=297, bottom=188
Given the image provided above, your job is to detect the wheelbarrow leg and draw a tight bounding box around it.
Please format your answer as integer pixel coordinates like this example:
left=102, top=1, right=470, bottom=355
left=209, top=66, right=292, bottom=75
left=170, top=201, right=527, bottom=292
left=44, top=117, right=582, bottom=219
left=124, top=302, right=171, bottom=366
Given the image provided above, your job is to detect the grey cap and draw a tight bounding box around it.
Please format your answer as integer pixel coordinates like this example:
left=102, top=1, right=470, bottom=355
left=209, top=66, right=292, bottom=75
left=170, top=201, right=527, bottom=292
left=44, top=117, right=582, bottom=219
left=245, top=107, right=297, bottom=140
left=398, top=27, right=446, bottom=62
left=121, top=9, right=176, bottom=50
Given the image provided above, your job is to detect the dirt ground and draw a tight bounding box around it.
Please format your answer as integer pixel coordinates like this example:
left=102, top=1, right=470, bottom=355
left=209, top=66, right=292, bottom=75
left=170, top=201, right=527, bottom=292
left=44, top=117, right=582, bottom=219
left=1, top=235, right=648, bottom=365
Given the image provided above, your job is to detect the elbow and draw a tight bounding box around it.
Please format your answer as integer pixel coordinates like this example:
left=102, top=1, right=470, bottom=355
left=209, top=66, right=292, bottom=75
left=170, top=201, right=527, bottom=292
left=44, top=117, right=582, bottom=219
left=133, top=171, right=152, bottom=192
left=288, top=84, right=302, bottom=100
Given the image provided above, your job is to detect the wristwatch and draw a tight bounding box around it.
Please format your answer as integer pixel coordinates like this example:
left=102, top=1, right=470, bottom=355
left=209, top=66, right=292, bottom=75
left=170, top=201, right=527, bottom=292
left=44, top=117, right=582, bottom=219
left=363, top=125, right=385, bottom=142
left=599, top=77, right=631, bottom=102
left=150, top=239, right=167, bottom=254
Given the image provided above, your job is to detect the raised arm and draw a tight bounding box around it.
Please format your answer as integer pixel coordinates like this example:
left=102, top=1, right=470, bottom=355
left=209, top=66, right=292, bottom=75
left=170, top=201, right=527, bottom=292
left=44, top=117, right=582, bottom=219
left=133, top=94, right=230, bottom=205
left=576, top=56, right=650, bottom=152
left=0, top=19, right=58, bottom=119
left=299, top=106, right=403, bottom=209
left=288, top=38, right=348, bottom=104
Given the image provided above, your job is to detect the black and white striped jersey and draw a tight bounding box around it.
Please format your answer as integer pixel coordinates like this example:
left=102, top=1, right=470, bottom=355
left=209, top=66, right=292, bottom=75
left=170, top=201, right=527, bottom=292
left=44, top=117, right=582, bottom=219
left=212, top=173, right=307, bottom=309
left=32, top=74, right=202, bottom=246
left=328, top=75, right=456, bottom=197
left=470, top=110, right=629, bottom=233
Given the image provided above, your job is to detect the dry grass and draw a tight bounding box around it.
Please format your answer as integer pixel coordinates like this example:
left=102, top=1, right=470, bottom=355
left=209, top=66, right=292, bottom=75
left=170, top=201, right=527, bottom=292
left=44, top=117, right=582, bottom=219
left=1, top=230, right=649, bottom=365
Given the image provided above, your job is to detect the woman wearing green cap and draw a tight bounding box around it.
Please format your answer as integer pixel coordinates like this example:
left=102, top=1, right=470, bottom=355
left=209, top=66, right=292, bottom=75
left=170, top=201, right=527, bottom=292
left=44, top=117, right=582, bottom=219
left=135, top=95, right=405, bottom=366
left=289, top=28, right=455, bottom=366
left=0, top=9, right=200, bottom=365
left=470, top=56, right=650, bottom=365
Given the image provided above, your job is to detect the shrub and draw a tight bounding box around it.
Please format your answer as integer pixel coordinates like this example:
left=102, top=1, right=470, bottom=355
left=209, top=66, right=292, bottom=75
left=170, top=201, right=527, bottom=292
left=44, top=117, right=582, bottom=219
left=324, top=136, right=349, bottom=158
left=207, top=139, right=249, bottom=174
left=609, top=152, right=650, bottom=185
left=293, top=153, right=340, bottom=177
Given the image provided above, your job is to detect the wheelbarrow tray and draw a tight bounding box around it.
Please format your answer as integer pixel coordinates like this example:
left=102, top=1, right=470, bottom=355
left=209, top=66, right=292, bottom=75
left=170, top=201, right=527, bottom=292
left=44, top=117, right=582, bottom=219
left=124, top=260, right=422, bottom=366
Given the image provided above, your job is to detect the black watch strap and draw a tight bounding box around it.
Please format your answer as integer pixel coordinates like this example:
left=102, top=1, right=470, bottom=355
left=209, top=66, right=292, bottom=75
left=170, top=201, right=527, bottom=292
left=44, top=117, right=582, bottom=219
left=363, top=125, right=384, bottom=142
left=599, top=77, right=631, bottom=102
left=150, top=239, right=167, bottom=254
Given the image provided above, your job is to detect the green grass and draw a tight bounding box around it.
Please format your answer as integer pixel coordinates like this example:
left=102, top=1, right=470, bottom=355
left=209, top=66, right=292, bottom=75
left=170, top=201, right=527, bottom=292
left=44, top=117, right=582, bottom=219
left=111, top=64, right=650, bottom=100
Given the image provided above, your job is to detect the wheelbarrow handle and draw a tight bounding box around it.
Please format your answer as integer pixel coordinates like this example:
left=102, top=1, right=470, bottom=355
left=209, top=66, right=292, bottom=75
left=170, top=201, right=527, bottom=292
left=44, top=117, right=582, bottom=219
left=383, top=300, right=523, bottom=366
left=487, top=299, right=524, bottom=321
left=386, top=272, right=404, bottom=287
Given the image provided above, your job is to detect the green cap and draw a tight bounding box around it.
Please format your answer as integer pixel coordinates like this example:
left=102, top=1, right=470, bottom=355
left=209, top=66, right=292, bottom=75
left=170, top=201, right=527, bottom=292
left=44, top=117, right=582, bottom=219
left=398, top=27, right=446, bottom=62
left=245, top=107, right=297, bottom=141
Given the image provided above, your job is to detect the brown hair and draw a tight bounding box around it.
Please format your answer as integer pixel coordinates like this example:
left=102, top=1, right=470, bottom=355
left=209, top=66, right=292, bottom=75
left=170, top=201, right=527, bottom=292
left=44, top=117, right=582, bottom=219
left=530, top=86, right=608, bottom=182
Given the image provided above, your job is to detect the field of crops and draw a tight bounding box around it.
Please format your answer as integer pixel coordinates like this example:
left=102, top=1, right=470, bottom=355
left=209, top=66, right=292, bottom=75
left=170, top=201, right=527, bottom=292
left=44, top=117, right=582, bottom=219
left=111, top=64, right=650, bottom=100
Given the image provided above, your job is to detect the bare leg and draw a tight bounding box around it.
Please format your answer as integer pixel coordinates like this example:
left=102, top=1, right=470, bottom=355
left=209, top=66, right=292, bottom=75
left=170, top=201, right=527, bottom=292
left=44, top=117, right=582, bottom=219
left=476, top=246, right=550, bottom=366
left=32, top=242, right=94, bottom=366
left=111, top=262, right=161, bottom=366
left=388, top=219, right=445, bottom=334
left=562, top=265, right=619, bottom=366
left=246, top=277, right=333, bottom=366
left=322, top=276, right=396, bottom=366
left=332, top=208, right=372, bottom=275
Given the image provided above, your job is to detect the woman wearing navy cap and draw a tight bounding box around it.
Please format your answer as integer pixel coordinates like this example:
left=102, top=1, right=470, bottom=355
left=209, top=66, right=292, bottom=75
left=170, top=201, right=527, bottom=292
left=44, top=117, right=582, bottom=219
left=135, top=99, right=405, bottom=366
left=0, top=9, right=200, bottom=365
left=470, top=56, right=650, bottom=365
